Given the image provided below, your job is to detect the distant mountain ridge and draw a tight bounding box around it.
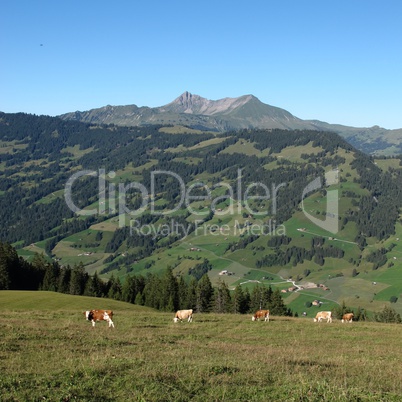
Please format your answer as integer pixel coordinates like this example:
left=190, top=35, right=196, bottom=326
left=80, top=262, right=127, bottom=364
left=59, top=92, right=402, bottom=155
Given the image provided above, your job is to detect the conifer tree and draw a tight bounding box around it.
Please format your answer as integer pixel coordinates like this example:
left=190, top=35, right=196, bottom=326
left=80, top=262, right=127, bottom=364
left=122, top=275, right=136, bottom=303
left=213, top=279, right=232, bottom=313
left=70, top=262, right=87, bottom=295
left=196, top=274, right=213, bottom=312
left=143, top=273, right=162, bottom=309
left=185, top=276, right=198, bottom=310
left=135, top=291, right=144, bottom=305
left=107, top=274, right=122, bottom=300
left=57, top=266, right=71, bottom=294
left=41, top=262, right=60, bottom=291
left=250, top=285, right=272, bottom=312
left=0, top=242, right=13, bottom=289
left=177, top=276, right=188, bottom=309
left=161, top=267, right=179, bottom=311
left=232, top=285, right=248, bottom=314
left=268, top=288, right=288, bottom=316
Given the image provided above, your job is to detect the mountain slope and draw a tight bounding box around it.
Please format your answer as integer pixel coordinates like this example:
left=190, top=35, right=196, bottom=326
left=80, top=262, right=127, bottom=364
left=59, top=91, right=315, bottom=131
left=59, top=92, right=402, bottom=155
left=2, top=112, right=402, bottom=316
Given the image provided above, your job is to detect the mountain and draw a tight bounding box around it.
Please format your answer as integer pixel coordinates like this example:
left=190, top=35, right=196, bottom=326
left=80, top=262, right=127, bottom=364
left=59, top=92, right=402, bottom=155
left=59, top=91, right=315, bottom=131
left=2, top=111, right=402, bottom=318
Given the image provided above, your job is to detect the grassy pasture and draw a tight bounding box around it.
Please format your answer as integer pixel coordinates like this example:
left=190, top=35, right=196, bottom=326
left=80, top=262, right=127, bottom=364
left=158, top=126, right=216, bottom=135
left=220, top=140, right=270, bottom=157
left=0, top=140, right=28, bottom=154
left=60, top=145, right=94, bottom=158
left=374, top=158, right=401, bottom=172
left=1, top=291, right=402, bottom=401
left=272, top=142, right=324, bottom=162
left=165, top=137, right=227, bottom=153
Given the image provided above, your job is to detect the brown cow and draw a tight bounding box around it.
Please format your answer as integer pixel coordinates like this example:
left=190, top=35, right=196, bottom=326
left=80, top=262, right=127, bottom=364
left=341, top=313, right=354, bottom=323
left=313, top=311, right=332, bottom=323
left=85, top=309, right=115, bottom=328
left=252, top=310, right=270, bottom=322
left=173, top=309, right=193, bottom=323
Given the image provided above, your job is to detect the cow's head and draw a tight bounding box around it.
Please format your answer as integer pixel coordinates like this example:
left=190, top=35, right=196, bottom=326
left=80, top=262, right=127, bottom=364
left=173, top=317, right=179, bottom=323
left=252, top=316, right=256, bottom=321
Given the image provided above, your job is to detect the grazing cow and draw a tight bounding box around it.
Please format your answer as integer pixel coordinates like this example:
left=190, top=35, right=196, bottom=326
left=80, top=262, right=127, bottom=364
left=85, top=309, right=115, bottom=328
left=313, top=311, right=332, bottom=323
left=252, top=310, right=270, bottom=322
left=173, top=309, right=193, bottom=323
left=341, top=313, right=354, bottom=323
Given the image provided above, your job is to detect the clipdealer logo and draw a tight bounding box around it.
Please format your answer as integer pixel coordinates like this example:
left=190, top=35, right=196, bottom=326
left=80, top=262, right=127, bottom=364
left=301, top=170, right=339, bottom=234
left=64, top=168, right=285, bottom=228
left=64, top=167, right=338, bottom=235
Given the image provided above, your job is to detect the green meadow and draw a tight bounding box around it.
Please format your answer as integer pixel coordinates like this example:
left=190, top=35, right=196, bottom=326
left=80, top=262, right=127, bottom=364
left=1, top=291, right=401, bottom=402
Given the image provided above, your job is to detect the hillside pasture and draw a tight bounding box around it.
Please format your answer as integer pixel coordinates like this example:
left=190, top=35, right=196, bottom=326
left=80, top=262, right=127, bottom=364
left=1, top=291, right=401, bottom=401
left=220, top=140, right=270, bottom=157
left=271, top=141, right=324, bottom=162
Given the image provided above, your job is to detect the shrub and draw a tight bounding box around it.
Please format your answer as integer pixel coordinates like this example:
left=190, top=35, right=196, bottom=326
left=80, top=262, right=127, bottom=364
left=374, top=305, right=402, bottom=323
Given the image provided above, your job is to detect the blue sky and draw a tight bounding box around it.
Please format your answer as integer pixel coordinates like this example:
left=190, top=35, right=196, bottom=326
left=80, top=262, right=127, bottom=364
left=1, top=1, right=402, bottom=129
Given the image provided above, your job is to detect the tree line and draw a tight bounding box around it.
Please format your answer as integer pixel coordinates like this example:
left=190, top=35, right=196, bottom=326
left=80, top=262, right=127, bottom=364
left=0, top=241, right=291, bottom=316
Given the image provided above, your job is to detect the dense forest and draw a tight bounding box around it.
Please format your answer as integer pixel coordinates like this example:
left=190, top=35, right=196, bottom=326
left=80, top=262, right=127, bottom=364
left=1, top=112, right=400, bottom=248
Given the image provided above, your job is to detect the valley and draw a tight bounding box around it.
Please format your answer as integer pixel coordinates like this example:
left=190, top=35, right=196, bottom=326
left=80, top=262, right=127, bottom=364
left=1, top=112, right=402, bottom=318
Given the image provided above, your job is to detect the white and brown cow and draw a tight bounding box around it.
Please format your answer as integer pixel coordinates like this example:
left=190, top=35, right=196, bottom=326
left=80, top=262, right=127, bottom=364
left=173, top=309, right=193, bottom=323
left=341, top=312, right=354, bottom=323
left=85, top=309, right=115, bottom=328
left=313, top=311, right=332, bottom=323
left=252, top=309, right=270, bottom=322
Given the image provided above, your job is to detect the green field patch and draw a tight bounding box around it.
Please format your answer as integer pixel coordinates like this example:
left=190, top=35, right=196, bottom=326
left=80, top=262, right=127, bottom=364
left=61, top=144, right=94, bottom=158
left=263, top=160, right=278, bottom=170
left=17, top=248, right=39, bottom=261
left=374, top=285, right=402, bottom=302
left=131, top=159, right=159, bottom=173
left=192, top=242, right=229, bottom=257
left=208, top=261, right=250, bottom=287
left=52, top=240, right=107, bottom=268
left=111, top=166, right=142, bottom=182
left=371, top=265, right=402, bottom=302
left=172, top=156, right=203, bottom=165
left=374, top=158, right=402, bottom=172
left=0, top=290, right=152, bottom=311
left=285, top=292, right=339, bottom=316
left=225, top=248, right=260, bottom=268
left=238, top=269, right=280, bottom=282
left=35, top=189, right=65, bottom=205
left=0, top=140, right=28, bottom=154
left=272, top=142, right=324, bottom=162
left=220, top=140, right=270, bottom=157
left=322, top=276, right=388, bottom=310
left=165, top=137, right=226, bottom=153
left=284, top=210, right=358, bottom=245
left=159, top=125, right=216, bottom=135
left=22, top=242, right=47, bottom=255
left=188, top=137, right=227, bottom=150
left=339, top=180, right=369, bottom=196
left=90, top=217, right=121, bottom=232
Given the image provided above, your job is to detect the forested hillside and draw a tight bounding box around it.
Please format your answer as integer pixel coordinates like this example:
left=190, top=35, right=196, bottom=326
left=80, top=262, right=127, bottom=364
left=1, top=112, right=402, bottom=317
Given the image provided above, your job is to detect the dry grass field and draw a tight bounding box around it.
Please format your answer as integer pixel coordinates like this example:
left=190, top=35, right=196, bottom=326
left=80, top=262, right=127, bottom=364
left=1, top=291, right=402, bottom=401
